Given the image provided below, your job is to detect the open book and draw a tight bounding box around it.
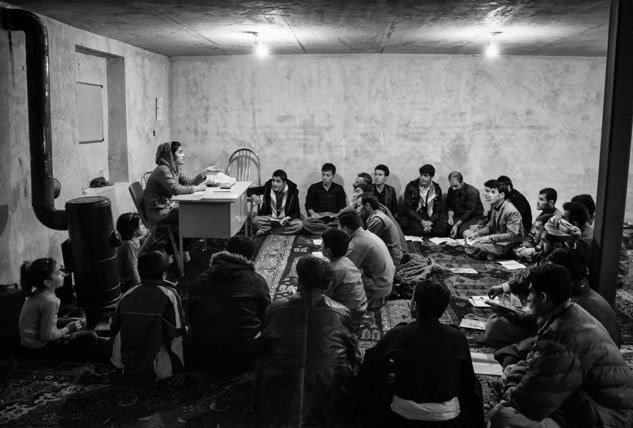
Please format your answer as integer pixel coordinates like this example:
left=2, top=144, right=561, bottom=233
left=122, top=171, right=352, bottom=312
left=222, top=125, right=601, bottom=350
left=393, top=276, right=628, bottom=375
left=314, top=212, right=337, bottom=223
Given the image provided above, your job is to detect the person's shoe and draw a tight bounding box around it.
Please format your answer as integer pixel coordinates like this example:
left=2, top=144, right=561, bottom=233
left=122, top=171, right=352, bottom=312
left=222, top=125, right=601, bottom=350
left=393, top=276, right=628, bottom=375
left=255, top=229, right=268, bottom=237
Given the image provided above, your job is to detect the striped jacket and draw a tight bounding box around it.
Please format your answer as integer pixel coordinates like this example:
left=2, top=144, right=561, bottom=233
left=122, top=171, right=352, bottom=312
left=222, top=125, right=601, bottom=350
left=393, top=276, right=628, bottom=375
left=110, top=280, right=185, bottom=382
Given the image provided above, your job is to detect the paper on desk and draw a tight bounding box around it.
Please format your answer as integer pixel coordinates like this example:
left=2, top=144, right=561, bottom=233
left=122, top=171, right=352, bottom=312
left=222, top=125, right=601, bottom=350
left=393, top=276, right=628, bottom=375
left=206, top=172, right=237, bottom=186
left=469, top=295, right=491, bottom=308
left=450, top=267, right=479, bottom=274
left=497, top=260, right=526, bottom=270
left=405, top=235, right=423, bottom=242
left=313, top=239, right=323, bottom=246
left=311, top=251, right=327, bottom=260
left=471, top=352, right=503, bottom=376
left=459, top=318, right=487, bottom=331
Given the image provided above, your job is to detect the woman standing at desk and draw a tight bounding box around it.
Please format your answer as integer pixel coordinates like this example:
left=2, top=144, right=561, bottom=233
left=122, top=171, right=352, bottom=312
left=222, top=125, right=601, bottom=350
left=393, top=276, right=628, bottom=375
left=143, top=142, right=208, bottom=256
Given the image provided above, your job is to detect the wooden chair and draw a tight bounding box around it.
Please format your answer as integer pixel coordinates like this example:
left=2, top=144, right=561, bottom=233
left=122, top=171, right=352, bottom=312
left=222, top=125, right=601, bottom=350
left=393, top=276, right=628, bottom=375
left=225, top=148, right=261, bottom=236
left=128, top=181, right=183, bottom=275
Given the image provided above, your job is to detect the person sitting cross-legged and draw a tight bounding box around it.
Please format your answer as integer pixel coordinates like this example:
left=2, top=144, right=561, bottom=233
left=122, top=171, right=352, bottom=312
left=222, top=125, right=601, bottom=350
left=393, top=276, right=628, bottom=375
left=488, top=264, right=633, bottom=428
left=359, top=277, right=485, bottom=427
left=446, top=171, right=485, bottom=238
left=186, top=236, right=270, bottom=378
left=247, top=169, right=303, bottom=236
left=303, top=162, right=348, bottom=235
left=464, top=179, right=523, bottom=260
left=400, top=164, right=448, bottom=237
left=255, top=255, right=360, bottom=426
left=110, top=250, right=186, bottom=383
left=373, top=164, right=399, bottom=217
left=339, top=209, right=395, bottom=310
left=321, top=228, right=368, bottom=329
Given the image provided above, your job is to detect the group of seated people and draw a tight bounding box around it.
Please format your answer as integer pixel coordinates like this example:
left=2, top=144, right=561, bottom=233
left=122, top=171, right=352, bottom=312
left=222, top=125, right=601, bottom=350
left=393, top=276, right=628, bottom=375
left=15, top=141, right=633, bottom=426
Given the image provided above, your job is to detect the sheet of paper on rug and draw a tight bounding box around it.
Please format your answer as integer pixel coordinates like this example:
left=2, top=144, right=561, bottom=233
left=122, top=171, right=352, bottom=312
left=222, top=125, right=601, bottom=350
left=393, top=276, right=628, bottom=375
left=429, top=237, right=459, bottom=245
left=405, top=235, right=423, bottom=242
left=313, top=239, right=322, bottom=246
left=450, top=267, right=479, bottom=274
left=497, top=260, right=526, bottom=270
left=471, top=352, right=503, bottom=376
left=311, top=251, right=327, bottom=259
left=448, top=239, right=465, bottom=246
left=459, top=318, right=487, bottom=330
left=469, top=295, right=491, bottom=308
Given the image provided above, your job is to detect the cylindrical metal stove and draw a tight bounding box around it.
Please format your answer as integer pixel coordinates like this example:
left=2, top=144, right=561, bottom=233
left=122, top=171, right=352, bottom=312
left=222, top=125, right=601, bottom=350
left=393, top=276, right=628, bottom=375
left=65, top=196, right=120, bottom=308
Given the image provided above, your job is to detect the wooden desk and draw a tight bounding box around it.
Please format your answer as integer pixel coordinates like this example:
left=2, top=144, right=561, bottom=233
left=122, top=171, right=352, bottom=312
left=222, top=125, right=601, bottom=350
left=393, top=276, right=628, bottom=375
left=172, top=181, right=251, bottom=276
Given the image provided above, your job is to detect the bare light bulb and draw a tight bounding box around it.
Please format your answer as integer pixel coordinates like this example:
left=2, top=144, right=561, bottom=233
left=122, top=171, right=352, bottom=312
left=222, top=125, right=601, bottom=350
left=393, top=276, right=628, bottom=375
left=255, top=41, right=269, bottom=57
left=485, top=32, right=501, bottom=58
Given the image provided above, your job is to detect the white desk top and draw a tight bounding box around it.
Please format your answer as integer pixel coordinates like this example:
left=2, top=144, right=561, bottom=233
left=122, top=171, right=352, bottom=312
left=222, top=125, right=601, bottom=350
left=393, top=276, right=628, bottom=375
left=172, top=181, right=252, bottom=203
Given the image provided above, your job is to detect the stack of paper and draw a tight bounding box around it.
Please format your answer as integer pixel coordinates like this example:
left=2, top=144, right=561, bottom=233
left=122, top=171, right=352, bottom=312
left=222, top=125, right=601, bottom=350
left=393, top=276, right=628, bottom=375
left=498, top=260, right=526, bottom=270
left=459, top=318, right=487, bottom=331
left=450, top=267, right=478, bottom=274
left=311, top=251, right=327, bottom=259
left=405, top=235, right=423, bottom=242
left=471, top=352, right=503, bottom=376
left=313, top=239, right=323, bottom=246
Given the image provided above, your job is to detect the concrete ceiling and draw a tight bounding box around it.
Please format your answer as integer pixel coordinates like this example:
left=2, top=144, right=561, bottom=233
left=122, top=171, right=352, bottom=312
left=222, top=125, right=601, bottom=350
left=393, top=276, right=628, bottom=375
left=2, top=0, right=611, bottom=57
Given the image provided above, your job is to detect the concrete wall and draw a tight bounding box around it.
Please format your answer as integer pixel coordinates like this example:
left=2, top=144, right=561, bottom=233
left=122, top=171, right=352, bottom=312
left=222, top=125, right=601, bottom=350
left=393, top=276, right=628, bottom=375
left=170, top=54, right=632, bottom=224
left=0, top=10, right=170, bottom=283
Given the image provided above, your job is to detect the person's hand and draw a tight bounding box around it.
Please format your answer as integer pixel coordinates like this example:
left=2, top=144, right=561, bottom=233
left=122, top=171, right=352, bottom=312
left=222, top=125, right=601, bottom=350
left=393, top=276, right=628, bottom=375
left=308, top=210, right=318, bottom=219
left=503, top=386, right=516, bottom=401
left=194, top=184, right=206, bottom=192
left=488, top=284, right=506, bottom=299
left=450, top=224, right=458, bottom=238
left=447, top=217, right=454, bottom=226
left=251, top=194, right=262, bottom=205
left=281, top=216, right=290, bottom=226
left=66, top=320, right=82, bottom=334
left=205, top=165, right=221, bottom=173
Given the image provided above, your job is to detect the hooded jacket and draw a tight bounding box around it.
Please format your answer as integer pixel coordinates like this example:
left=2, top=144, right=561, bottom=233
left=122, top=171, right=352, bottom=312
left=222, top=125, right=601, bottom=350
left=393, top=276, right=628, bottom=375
left=247, top=178, right=301, bottom=219
left=142, top=142, right=206, bottom=224
left=187, top=251, right=270, bottom=374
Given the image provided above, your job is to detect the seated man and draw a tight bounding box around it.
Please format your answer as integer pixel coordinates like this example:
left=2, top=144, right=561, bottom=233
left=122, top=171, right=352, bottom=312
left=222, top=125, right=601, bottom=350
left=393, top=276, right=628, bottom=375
left=373, top=164, right=399, bottom=217
left=513, top=212, right=554, bottom=263
left=497, top=175, right=532, bottom=232
left=247, top=169, right=303, bottom=235
left=303, top=162, right=347, bottom=235
left=255, top=255, right=359, bottom=426
left=321, top=228, right=368, bottom=329
left=536, top=187, right=562, bottom=217
left=486, top=247, right=621, bottom=365
left=339, top=210, right=395, bottom=310
left=400, top=164, right=448, bottom=237
left=110, top=251, right=186, bottom=383
left=446, top=171, right=484, bottom=238
left=572, top=193, right=629, bottom=287
left=359, top=193, right=404, bottom=266
left=354, top=172, right=373, bottom=187
left=489, top=264, right=633, bottom=428
left=187, top=236, right=270, bottom=377
left=464, top=179, right=523, bottom=260
left=359, top=277, right=484, bottom=427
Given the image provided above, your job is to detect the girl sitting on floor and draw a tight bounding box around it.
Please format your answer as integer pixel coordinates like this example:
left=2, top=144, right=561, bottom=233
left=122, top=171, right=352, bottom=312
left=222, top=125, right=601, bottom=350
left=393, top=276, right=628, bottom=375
left=18, top=258, right=98, bottom=358
left=116, top=212, right=146, bottom=293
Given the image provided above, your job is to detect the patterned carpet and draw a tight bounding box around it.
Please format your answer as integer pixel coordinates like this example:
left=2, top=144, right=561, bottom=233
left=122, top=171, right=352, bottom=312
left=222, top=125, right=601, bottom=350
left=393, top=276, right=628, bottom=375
left=1, top=236, right=632, bottom=426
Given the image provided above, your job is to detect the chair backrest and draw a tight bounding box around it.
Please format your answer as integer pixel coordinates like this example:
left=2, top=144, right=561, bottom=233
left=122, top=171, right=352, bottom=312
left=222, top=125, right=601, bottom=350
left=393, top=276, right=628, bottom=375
left=141, top=170, right=153, bottom=188
left=225, top=148, right=261, bottom=186
left=128, top=181, right=153, bottom=229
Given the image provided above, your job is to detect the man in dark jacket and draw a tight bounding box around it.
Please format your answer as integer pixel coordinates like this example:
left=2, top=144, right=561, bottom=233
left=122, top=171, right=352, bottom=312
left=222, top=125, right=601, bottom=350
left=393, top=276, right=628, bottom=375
left=359, top=276, right=484, bottom=427
left=446, top=171, right=484, bottom=238
left=373, top=164, right=399, bottom=217
left=247, top=169, right=303, bottom=235
left=489, top=264, right=633, bottom=427
left=187, top=236, right=270, bottom=377
left=399, top=164, right=448, bottom=237
left=303, top=163, right=348, bottom=235
left=255, top=255, right=359, bottom=426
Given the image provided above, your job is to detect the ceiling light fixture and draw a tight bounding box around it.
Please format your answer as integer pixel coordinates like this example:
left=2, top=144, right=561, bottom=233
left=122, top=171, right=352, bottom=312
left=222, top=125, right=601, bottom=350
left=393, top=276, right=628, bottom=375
left=253, top=32, right=269, bottom=58
left=485, top=32, right=501, bottom=58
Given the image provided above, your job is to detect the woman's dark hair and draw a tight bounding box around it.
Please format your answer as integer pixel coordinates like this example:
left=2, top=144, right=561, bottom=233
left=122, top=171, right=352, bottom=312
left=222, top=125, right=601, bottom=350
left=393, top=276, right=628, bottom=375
left=21, top=258, right=57, bottom=297
left=116, top=212, right=142, bottom=241
left=170, top=141, right=182, bottom=156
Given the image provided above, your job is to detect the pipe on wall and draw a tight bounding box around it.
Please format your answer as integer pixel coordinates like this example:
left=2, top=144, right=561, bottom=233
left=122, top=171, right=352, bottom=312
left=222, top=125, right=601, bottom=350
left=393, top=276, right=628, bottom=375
left=1, top=8, right=67, bottom=230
